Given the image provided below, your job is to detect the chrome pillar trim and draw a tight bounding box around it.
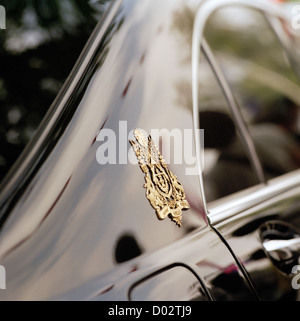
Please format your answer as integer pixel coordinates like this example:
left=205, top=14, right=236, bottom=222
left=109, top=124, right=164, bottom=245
left=201, top=39, right=265, bottom=184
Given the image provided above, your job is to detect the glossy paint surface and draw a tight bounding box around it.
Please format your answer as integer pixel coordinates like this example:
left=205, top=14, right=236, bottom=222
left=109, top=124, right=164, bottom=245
left=0, top=0, right=211, bottom=300
left=0, top=0, right=299, bottom=301
left=211, top=178, right=300, bottom=300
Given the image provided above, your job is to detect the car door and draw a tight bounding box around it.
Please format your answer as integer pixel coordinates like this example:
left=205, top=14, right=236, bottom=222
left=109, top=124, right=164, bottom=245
left=195, top=1, right=300, bottom=300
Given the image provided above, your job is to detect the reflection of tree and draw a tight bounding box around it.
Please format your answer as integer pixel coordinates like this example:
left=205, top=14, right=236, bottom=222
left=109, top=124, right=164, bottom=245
left=172, top=5, right=195, bottom=53
left=172, top=5, right=229, bottom=112
left=171, top=5, right=196, bottom=112
left=175, top=80, right=192, bottom=111
left=3, top=1, right=98, bottom=32
left=0, top=0, right=110, bottom=182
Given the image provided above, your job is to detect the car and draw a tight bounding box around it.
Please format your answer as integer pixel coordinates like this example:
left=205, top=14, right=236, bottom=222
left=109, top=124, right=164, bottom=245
left=0, top=0, right=300, bottom=301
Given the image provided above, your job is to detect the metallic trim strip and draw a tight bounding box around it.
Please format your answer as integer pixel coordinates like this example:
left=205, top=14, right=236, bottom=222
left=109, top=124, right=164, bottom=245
left=208, top=169, right=300, bottom=225
left=201, top=40, right=265, bottom=184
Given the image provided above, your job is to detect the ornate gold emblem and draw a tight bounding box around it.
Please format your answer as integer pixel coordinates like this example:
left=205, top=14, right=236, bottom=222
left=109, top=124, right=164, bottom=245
left=129, top=129, right=190, bottom=227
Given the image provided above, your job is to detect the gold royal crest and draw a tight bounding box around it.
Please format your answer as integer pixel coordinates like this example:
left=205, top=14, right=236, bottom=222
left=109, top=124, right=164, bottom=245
left=129, top=129, right=190, bottom=227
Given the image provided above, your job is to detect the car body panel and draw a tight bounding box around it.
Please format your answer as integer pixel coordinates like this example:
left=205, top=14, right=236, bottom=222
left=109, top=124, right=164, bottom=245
left=0, top=0, right=300, bottom=301
left=210, top=178, right=300, bottom=300
left=0, top=0, right=209, bottom=300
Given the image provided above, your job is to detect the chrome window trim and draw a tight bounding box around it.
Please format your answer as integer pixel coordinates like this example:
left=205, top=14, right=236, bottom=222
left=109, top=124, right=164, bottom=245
left=208, top=169, right=300, bottom=225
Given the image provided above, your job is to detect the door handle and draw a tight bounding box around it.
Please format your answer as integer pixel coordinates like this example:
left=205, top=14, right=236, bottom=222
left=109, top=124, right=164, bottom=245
left=259, top=220, right=300, bottom=274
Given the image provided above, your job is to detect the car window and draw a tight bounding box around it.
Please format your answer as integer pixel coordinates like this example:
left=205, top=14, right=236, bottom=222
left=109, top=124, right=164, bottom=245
left=197, top=54, right=259, bottom=202
left=204, top=7, right=300, bottom=184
